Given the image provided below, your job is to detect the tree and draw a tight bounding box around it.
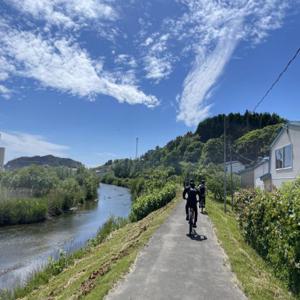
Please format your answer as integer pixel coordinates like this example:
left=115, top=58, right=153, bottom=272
left=200, top=138, right=224, bottom=165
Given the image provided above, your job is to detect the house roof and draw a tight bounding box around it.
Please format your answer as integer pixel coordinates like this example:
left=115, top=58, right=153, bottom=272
left=239, top=157, right=269, bottom=174
left=270, top=122, right=300, bottom=149
left=225, top=160, right=244, bottom=165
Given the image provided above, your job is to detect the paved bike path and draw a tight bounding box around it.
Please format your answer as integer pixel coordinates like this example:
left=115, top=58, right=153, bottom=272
left=105, top=200, right=247, bottom=300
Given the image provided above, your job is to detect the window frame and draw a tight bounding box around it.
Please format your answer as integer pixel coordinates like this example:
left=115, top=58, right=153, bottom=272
left=275, top=144, right=293, bottom=170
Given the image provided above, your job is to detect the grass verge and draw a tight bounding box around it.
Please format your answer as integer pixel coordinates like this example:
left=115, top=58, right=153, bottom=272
left=207, top=197, right=297, bottom=300
left=11, top=193, right=179, bottom=300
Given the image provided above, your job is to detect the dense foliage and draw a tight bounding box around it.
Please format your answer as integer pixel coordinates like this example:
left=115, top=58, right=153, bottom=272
left=196, top=111, right=284, bottom=142
left=102, top=167, right=177, bottom=200
left=182, top=163, right=241, bottom=201
left=234, top=124, right=282, bottom=164
left=5, top=154, right=83, bottom=170
left=130, top=182, right=176, bottom=221
left=234, top=183, right=300, bottom=293
left=96, top=112, right=284, bottom=180
left=0, top=166, right=99, bottom=225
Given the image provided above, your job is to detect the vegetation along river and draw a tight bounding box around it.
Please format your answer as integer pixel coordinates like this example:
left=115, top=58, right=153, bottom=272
left=0, top=183, right=131, bottom=291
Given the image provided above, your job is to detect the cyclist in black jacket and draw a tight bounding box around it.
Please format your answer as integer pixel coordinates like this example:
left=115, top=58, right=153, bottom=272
left=183, top=180, right=200, bottom=228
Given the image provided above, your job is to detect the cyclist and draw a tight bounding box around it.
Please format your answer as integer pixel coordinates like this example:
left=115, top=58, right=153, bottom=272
left=198, top=180, right=206, bottom=213
left=183, top=179, right=200, bottom=228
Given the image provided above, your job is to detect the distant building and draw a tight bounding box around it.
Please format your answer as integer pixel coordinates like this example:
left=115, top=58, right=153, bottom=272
left=225, top=160, right=245, bottom=174
left=0, top=147, right=5, bottom=170
left=240, top=166, right=255, bottom=189
left=254, top=157, right=269, bottom=190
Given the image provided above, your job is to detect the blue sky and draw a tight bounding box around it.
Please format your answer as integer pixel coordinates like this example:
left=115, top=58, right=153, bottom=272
left=0, top=0, right=299, bottom=166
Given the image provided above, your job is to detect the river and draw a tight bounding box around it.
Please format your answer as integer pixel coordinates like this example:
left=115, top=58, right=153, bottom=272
left=0, top=183, right=131, bottom=291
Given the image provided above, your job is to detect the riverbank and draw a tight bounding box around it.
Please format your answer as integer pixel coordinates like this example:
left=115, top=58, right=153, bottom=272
left=10, top=192, right=179, bottom=299
left=0, top=184, right=132, bottom=293
left=0, top=166, right=99, bottom=226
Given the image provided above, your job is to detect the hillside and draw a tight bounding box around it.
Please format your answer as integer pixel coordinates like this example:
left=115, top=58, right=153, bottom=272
left=95, top=111, right=285, bottom=178
left=5, top=155, right=83, bottom=170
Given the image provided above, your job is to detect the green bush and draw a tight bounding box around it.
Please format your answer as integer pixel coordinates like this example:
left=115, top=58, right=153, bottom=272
left=234, top=183, right=300, bottom=293
left=0, top=198, right=47, bottom=225
left=0, top=166, right=99, bottom=225
left=130, top=183, right=176, bottom=221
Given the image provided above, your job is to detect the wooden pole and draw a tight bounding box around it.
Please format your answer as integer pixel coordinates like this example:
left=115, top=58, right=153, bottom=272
left=224, top=115, right=227, bottom=213
left=230, top=142, right=234, bottom=208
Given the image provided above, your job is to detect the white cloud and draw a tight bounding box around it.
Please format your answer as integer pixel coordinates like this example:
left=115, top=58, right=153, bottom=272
left=0, top=131, right=69, bottom=162
left=6, top=0, right=117, bottom=28
left=170, top=0, right=291, bottom=126
left=177, top=19, right=242, bottom=125
left=0, top=28, right=158, bottom=107
left=115, top=54, right=137, bottom=68
left=0, top=85, right=11, bottom=99
left=143, top=34, right=174, bottom=82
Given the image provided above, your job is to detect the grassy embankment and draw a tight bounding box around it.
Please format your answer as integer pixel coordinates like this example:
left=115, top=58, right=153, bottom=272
left=207, top=197, right=297, bottom=300
left=7, top=192, right=179, bottom=300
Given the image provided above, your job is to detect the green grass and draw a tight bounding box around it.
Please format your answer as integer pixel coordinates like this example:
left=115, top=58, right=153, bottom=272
left=207, top=197, right=297, bottom=300
left=10, top=193, right=179, bottom=300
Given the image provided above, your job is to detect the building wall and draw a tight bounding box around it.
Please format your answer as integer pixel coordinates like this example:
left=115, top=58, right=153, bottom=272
left=241, top=169, right=254, bottom=188
left=0, top=147, right=5, bottom=169
left=254, top=161, right=269, bottom=190
left=225, top=161, right=245, bottom=174
left=270, top=125, right=300, bottom=188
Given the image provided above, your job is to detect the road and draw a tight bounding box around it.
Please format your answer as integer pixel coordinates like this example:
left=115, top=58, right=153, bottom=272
left=105, top=200, right=247, bottom=300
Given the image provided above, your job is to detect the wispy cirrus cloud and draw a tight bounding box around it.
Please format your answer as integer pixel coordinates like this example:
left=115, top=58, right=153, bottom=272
left=173, top=0, right=291, bottom=126
left=0, top=1, right=158, bottom=108
left=139, top=0, right=292, bottom=126
left=0, top=0, right=296, bottom=126
left=0, top=26, right=158, bottom=107
left=0, top=131, right=69, bottom=162
left=6, top=0, right=118, bottom=29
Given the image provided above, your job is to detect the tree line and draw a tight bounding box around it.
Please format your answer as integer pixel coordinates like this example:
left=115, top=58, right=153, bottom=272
left=0, top=165, right=99, bottom=225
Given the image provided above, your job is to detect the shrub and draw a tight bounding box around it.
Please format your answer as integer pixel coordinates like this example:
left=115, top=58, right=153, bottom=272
left=130, top=183, right=176, bottom=221
left=234, top=183, right=300, bottom=293
left=0, top=166, right=99, bottom=225
left=0, top=198, right=47, bottom=225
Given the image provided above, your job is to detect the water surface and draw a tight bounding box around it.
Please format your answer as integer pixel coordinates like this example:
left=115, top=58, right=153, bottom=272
left=0, top=183, right=131, bottom=291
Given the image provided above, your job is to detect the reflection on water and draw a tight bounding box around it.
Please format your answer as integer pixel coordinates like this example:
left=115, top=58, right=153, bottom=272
left=0, top=183, right=131, bottom=291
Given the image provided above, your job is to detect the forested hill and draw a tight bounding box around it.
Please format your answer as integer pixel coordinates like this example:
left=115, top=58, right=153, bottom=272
left=196, top=111, right=284, bottom=142
left=95, top=112, right=285, bottom=178
left=5, top=155, right=83, bottom=170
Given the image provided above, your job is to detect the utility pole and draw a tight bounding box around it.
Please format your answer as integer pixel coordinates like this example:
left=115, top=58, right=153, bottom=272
left=135, top=137, right=139, bottom=159
left=223, top=115, right=227, bottom=213
left=229, top=141, right=234, bottom=208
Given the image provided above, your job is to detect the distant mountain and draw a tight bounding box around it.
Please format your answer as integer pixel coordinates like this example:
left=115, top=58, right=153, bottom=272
left=5, top=155, right=83, bottom=170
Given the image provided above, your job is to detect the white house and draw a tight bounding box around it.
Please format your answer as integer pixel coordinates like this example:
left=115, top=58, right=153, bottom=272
left=225, top=160, right=245, bottom=174
left=266, top=122, right=300, bottom=189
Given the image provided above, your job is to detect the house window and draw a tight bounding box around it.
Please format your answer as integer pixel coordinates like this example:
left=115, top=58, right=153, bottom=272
left=275, top=144, right=292, bottom=169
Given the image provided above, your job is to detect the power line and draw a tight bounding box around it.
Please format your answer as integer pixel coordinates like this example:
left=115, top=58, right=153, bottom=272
left=253, top=47, right=300, bottom=112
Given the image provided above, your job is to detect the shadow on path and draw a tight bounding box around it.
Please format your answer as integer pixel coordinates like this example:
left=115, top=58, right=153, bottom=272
left=186, top=231, right=207, bottom=242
